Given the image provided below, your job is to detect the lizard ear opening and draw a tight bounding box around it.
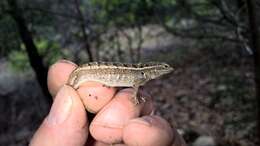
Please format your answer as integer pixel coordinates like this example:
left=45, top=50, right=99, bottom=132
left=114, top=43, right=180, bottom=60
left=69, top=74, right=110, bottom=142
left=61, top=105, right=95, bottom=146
left=141, top=71, right=146, bottom=78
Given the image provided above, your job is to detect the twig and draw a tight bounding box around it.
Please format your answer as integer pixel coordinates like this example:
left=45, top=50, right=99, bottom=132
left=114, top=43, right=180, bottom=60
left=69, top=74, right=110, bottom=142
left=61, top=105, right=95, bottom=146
left=73, top=0, right=93, bottom=61
left=118, top=27, right=135, bottom=62
left=210, top=0, right=238, bottom=26
left=24, top=6, right=81, bottom=21
left=136, top=25, right=143, bottom=62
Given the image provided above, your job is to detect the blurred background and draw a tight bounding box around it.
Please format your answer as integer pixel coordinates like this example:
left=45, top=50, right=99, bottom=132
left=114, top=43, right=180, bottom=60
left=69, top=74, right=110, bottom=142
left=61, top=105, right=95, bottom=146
left=0, top=0, right=259, bottom=145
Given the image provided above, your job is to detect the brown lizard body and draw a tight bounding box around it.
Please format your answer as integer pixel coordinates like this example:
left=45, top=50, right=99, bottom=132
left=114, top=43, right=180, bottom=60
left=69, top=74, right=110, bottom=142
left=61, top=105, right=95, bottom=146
left=67, top=62, right=173, bottom=104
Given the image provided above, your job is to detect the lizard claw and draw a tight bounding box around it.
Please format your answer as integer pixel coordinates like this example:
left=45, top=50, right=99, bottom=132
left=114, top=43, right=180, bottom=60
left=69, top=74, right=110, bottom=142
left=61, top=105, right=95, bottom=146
left=132, top=96, right=146, bottom=105
left=140, top=96, right=146, bottom=102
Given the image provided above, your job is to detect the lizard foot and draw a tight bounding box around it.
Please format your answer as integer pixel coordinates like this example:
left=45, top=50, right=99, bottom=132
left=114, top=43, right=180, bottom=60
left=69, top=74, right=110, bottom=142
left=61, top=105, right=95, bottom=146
left=132, top=96, right=146, bottom=105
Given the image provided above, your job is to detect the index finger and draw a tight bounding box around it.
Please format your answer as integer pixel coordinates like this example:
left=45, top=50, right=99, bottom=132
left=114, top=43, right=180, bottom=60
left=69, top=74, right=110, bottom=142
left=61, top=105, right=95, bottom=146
left=47, top=60, right=78, bottom=97
left=47, top=60, right=117, bottom=112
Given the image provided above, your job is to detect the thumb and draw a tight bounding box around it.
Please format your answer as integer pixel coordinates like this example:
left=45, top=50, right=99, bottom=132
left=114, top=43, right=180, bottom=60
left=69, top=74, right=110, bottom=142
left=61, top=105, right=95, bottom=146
left=30, top=85, right=88, bottom=146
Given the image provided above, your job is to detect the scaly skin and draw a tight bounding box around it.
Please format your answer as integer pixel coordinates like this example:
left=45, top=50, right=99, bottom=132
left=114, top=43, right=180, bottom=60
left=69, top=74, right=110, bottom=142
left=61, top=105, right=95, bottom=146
left=67, top=62, right=173, bottom=104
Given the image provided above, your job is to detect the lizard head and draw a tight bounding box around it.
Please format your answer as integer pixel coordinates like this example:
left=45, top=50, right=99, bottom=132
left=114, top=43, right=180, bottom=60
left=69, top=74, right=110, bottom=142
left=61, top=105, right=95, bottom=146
left=141, top=62, right=174, bottom=81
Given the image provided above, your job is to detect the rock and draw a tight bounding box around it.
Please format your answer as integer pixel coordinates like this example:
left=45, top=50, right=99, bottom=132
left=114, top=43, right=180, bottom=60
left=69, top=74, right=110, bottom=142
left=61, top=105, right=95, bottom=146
left=192, top=136, right=216, bottom=146
left=216, top=85, right=227, bottom=91
left=175, top=89, right=189, bottom=97
left=177, top=129, right=185, bottom=136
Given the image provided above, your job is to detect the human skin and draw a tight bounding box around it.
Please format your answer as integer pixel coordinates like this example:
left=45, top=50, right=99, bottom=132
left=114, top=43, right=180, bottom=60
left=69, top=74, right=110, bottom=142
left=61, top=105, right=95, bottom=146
left=29, top=60, right=186, bottom=146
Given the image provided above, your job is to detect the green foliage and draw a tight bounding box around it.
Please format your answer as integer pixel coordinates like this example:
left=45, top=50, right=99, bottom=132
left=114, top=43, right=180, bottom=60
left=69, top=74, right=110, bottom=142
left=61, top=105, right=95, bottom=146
left=190, top=0, right=218, bottom=16
left=7, top=47, right=30, bottom=72
left=91, top=0, right=170, bottom=27
left=35, top=39, right=62, bottom=66
left=1, top=0, right=247, bottom=69
left=7, top=39, right=62, bottom=72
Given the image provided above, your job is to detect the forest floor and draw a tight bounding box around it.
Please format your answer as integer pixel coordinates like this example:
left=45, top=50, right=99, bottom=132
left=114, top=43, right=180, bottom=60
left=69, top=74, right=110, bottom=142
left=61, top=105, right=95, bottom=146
left=0, top=37, right=257, bottom=146
left=143, top=41, right=257, bottom=146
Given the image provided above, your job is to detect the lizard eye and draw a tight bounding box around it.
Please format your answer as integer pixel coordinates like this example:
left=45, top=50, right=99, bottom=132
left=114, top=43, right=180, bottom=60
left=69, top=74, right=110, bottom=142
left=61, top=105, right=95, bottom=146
left=163, top=64, right=170, bottom=68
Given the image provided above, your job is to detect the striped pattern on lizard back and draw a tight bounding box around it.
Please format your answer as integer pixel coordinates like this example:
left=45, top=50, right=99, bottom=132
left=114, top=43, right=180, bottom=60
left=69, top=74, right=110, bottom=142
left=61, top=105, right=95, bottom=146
left=67, top=62, right=173, bottom=89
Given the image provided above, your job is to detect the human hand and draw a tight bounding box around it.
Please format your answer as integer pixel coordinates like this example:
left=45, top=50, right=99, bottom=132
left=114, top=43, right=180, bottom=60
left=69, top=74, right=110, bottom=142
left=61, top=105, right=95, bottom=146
left=29, top=60, right=186, bottom=146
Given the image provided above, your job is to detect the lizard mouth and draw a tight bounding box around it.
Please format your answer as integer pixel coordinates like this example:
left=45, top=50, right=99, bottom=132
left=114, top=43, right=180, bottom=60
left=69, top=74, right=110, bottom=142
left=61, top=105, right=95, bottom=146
left=162, top=67, right=174, bottom=74
left=150, top=67, right=173, bottom=79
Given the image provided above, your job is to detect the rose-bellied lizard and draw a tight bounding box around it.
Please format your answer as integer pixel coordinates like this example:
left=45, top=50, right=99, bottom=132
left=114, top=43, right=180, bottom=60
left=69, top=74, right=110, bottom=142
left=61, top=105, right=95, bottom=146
left=67, top=62, right=173, bottom=104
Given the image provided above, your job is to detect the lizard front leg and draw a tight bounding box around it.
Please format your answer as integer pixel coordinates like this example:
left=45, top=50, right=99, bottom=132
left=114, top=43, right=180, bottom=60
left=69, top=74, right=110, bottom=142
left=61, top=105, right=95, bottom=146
left=132, top=85, right=146, bottom=105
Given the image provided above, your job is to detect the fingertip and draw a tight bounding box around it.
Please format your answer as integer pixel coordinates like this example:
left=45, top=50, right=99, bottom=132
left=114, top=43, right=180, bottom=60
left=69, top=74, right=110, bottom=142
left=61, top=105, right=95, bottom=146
left=47, top=60, right=77, bottom=97
left=123, top=115, right=174, bottom=146
left=77, top=81, right=117, bottom=113
left=89, top=88, right=145, bottom=144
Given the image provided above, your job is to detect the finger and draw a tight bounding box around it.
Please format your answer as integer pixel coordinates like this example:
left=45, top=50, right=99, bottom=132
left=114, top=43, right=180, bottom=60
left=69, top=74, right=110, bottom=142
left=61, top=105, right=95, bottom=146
left=47, top=60, right=116, bottom=113
left=87, top=141, right=126, bottom=146
left=123, top=115, right=176, bottom=146
left=48, top=60, right=77, bottom=97
left=77, top=81, right=116, bottom=113
left=30, top=85, right=88, bottom=146
left=89, top=88, right=148, bottom=144
left=85, top=136, right=127, bottom=146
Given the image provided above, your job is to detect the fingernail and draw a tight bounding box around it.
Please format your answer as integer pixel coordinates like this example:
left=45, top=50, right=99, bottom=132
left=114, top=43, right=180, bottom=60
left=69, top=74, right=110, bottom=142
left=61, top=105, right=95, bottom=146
left=46, top=85, right=73, bottom=125
left=58, top=59, right=77, bottom=66
left=141, top=116, right=154, bottom=126
left=150, top=110, right=155, bottom=115
left=131, top=116, right=154, bottom=127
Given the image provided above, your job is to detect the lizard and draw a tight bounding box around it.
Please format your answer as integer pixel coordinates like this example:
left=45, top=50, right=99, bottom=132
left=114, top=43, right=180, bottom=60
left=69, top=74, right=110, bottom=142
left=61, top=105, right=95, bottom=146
left=67, top=62, right=174, bottom=104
